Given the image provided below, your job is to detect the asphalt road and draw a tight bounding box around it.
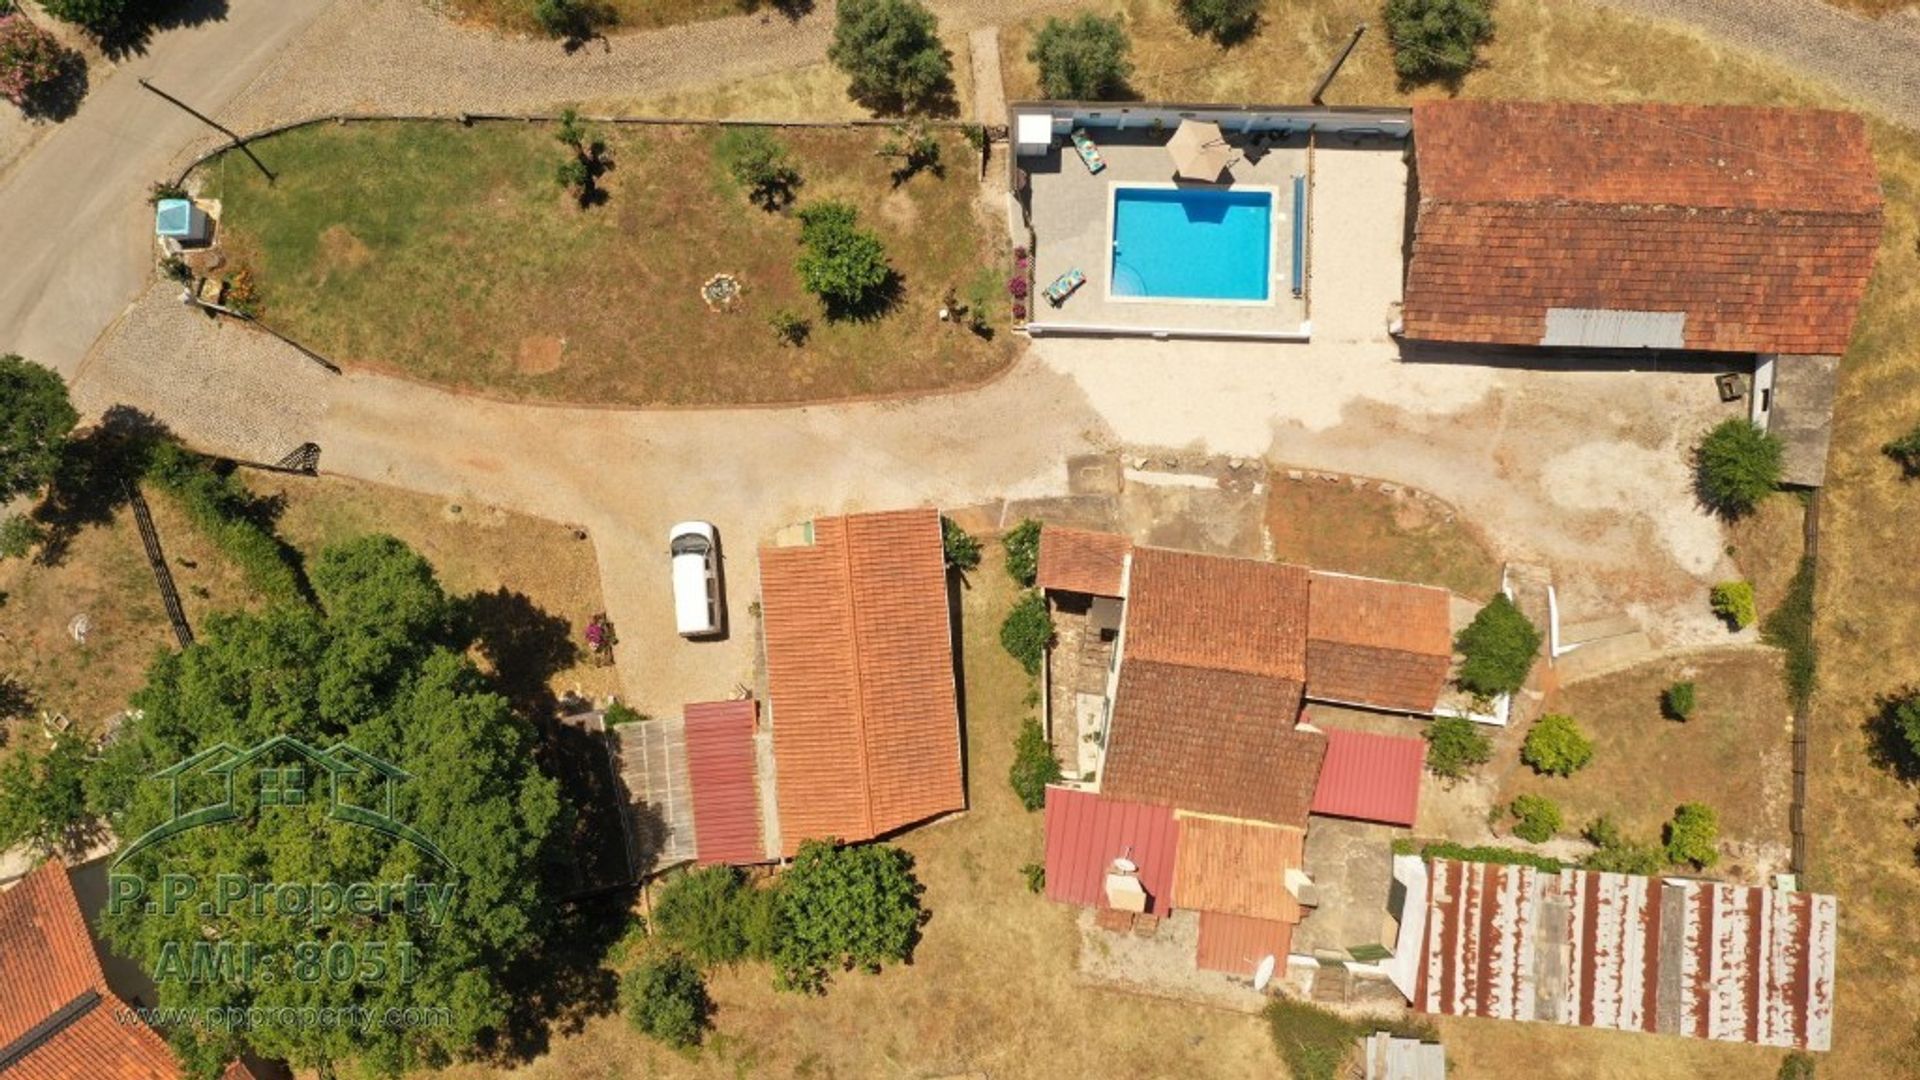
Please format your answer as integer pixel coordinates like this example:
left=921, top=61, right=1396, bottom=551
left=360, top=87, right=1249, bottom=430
left=0, top=0, right=332, bottom=377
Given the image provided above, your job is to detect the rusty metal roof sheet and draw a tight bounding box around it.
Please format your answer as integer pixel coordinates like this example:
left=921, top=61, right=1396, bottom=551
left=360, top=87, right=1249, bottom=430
left=1037, top=526, right=1131, bottom=598
left=1416, top=859, right=1837, bottom=1050
left=683, top=699, right=765, bottom=866
left=1041, top=786, right=1179, bottom=914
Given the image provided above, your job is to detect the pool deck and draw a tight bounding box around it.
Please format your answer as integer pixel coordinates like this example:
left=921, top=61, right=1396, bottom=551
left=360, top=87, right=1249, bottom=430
left=1022, top=130, right=1310, bottom=337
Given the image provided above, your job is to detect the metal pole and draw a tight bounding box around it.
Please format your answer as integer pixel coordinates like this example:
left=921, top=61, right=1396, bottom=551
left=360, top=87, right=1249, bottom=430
left=138, top=78, right=276, bottom=184
left=1309, top=23, right=1368, bottom=106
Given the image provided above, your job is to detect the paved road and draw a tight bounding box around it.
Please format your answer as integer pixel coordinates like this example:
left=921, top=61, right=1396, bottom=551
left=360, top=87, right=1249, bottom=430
left=0, top=0, right=334, bottom=377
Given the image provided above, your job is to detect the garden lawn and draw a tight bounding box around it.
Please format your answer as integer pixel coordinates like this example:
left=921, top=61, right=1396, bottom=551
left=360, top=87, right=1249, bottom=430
left=204, top=123, right=1014, bottom=406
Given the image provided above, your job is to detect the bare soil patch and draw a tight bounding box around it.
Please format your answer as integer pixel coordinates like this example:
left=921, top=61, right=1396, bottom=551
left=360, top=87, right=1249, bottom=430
left=1264, top=471, right=1503, bottom=599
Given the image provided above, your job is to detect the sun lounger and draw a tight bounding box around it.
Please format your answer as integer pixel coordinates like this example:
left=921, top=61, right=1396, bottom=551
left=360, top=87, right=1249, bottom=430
left=1069, top=129, right=1106, bottom=174
left=1045, top=268, right=1086, bottom=306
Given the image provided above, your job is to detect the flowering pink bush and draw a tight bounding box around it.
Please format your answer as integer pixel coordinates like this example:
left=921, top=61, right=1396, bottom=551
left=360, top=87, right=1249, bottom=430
left=1011, top=301, right=1027, bottom=321
left=1008, top=275, right=1029, bottom=300
left=1013, top=246, right=1028, bottom=260
left=0, top=16, right=68, bottom=108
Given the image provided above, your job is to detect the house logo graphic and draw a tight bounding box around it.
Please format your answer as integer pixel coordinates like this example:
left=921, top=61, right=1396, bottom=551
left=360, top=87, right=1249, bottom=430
left=113, top=735, right=453, bottom=870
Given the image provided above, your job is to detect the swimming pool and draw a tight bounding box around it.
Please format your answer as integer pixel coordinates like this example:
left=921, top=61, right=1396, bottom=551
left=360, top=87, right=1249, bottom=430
left=1110, top=186, right=1274, bottom=302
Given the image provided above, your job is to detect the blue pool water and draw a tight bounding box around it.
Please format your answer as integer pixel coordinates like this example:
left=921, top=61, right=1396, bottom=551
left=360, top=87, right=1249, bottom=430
left=1111, top=187, right=1273, bottom=301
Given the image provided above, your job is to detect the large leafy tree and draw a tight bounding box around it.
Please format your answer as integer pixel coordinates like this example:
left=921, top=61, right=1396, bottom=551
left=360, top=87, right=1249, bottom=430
left=93, top=535, right=567, bottom=1077
left=1028, top=13, right=1133, bottom=101
left=828, top=0, right=952, bottom=114
left=773, top=840, right=922, bottom=993
left=1382, top=0, right=1494, bottom=84
left=0, top=354, right=78, bottom=502
left=795, top=200, right=891, bottom=317
left=0, top=729, right=95, bottom=858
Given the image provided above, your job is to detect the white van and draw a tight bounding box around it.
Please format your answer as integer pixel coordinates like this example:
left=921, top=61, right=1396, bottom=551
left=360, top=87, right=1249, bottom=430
left=669, top=521, right=721, bottom=637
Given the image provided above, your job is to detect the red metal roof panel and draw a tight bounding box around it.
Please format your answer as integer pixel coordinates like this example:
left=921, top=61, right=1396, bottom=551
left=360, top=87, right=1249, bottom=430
left=683, top=699, right=765, bottom=865
left=1042, top=786, right=1179, bottom=914
left=1309, top=727, right=1425, bottom=827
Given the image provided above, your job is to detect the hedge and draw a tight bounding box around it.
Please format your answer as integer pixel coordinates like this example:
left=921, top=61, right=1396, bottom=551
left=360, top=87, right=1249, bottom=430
left=144, top=443, right=308, bottom=607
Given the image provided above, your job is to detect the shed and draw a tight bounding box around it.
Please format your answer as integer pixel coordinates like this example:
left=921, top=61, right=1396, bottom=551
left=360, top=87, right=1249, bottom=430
left=683, top=699, right=766, bottom=866
left=154, top=198, right=209, bottom=243
left=1015, top=112, right=1056, bottom=157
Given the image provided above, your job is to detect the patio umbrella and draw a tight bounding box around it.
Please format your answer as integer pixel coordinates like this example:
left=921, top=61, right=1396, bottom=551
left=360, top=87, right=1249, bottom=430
left=1167, top=119, right=1233, bottom=182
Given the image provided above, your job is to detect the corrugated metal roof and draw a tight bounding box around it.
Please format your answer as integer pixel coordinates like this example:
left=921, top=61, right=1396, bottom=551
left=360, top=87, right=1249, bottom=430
left=1417, top=859, right=1837, bottom=1050
left=1042, top=786, right=1179, bottom=914
left=683, top=700, right=765, bottom=866
left=1310, top=727, right=1425, bottom=827
left=1036, top=526, right=1131, bottom=598
left=1195, top=911, right=1294, bottom=976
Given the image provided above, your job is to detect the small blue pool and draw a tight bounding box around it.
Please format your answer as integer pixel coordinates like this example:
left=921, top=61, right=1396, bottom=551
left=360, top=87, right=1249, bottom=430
left=1110, top=187, right=1273, bottom=302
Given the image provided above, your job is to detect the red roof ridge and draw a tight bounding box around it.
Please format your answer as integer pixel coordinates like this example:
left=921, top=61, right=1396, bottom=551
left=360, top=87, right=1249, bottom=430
left=836, top=518, right=877, bottom=842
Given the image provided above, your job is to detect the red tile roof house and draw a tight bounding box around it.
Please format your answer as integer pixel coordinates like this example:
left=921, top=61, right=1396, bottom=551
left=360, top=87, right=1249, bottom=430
left=1401, top=100, right=1884, bottom=487
left=759, top=508, right=965, bottom=855
left=0, top=861, right=258, bottom=1080
left=1036, top=529, right=1438, bottom=993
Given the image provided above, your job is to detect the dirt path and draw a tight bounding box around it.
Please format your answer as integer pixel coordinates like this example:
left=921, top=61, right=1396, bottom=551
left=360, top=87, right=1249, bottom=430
left=1593, top=0, right=1920, bottom=130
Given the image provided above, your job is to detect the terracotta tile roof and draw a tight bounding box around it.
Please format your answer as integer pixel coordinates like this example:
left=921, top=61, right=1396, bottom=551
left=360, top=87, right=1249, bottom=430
left=1101, top=660, right=1324, bottom=827
left=0, top=862, right=180, bottom=1080
left=1309, top=727, right=1426, bottom=827
left=1041, top=786, right=1180, bottom=914
left=1404, top=101, right=1882, bottom=356
left=1171, top=815, right=1306, bottom=923
left=1305, top=573, right=1450, bottom=711
left=761, top=509, right=963, bottom=855
left=1195, top=911, right=1295, bottom=976
left=1124, top=547, right=1308, bottom=681
left=1036, top=526, right=1131, bottom=598
left=683, top=699, right=765, bottom=865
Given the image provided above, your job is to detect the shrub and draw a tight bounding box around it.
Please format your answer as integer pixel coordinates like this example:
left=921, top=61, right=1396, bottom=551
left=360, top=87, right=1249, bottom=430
left=828, top=0, right=951, bottom=114
left=1664, top=802, right=1720, bottom=869
left=1002, top=517, right=1041, bottom=586
left=1509, top=794, right=1561, bottom=843
left=1663, top=680, right=1696, bottom=721
left=0, top=15, right=69, bottom=108
left=604, top=700, right=648, bottom=726
left=717, top=127, right=800, bottom=210
left=1009, top=717, right=1061, bottom=811
left=941, top=515, right=981, bottom=572
left=39, top=0, right=150, bottom=31
left=877, top=122, right=941, bottom=183
left=1008, top=275, right=1029, bottom=300
left=1763, top=556, right=1817, bottom=707
left=0, top=513, right=44, bottom=560
left=1520, top=713, right=1593, bottom=777
left=652, top=866, right=749, bottom=967
left=1178, top=0, right=1260, bottom=44
left=1694, top=418, right=1782, bottom=516
left=1411, top=840, right=1564, bottom=872
left=769, top=307, right=810, bottom=347
left=554, top=156, right=591, bottom=194
left=795, top=200, right=891, bottom=315
left=1778, top=1050, right=1817, bottom=1080
left=534, top=0, right=610, bottom=40
left=1454, top=593, right=1541, bottom=697
left=554, top=107, right=586, bottom=151
left=1582, top=828, right=1666, bottom=874
left=147, top=180, right=189, bottom=204
left=1710, top=580, right=1757, bottom=630
left=1264, top=998, right=1360, bottom=1080
left=143, top=442, right=307, bottom=607
left=1885, top=424, right=1920, bottom=479
left=773, top=840, right=922, bottom=993
left=620, top=952, right=710, bottom=1049
left=739, top=880, right=784, bottom=962
left=999, top=590, right=1053, bottom=676
left=1028, top=13, right=1133, bottom=100
left=1020, top=861, right=1046, bottom=893
left=1423, top=716, right=1492, bottom=779
left=1382, top=0, right=1494, bottom=84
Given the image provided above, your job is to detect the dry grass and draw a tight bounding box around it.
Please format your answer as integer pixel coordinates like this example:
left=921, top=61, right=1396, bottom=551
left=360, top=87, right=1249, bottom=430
left=435, top=546, right=1278, bottom=1078
left=247, top=474, right=620, bottom=701
left=206, top=122, right=1014, bottom=407
left=1823, top=0, right=1919, bottom=14
left=1434, top=1013, right=1791, bottom=1080
left=437, top=0, right=747, bottom=36
left=1501, top=650, right=1794, bottom=868
left=1264, top=473, right=1502, bottom=599
left=1724, top=493, right=1808, bottom=621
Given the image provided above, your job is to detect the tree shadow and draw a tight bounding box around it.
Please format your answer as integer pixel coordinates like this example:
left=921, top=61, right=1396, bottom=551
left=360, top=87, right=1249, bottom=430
left=489, top=891, right=629, bottom=1062
left=1865, top=690, right=1920, bottom=783
left=36, top=405, right=170, bottom=565
left=456, top=588, right=581, bottom=712
left=92, top=0, right=231, bottom=61
left=18, top=47, right=88, bottom=122
left=820, top=269, right=904, bottom=324
left=740, top=0, right=813, bottom=21
left=0, top=673, right=33, bottom=724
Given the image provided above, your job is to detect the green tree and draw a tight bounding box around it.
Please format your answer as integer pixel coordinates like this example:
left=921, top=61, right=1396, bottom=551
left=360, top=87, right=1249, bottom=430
left=533, top=0, right=611, bottom=40
left=1002, top=518, right=1042, bottom=586
left=1422, top=716, right=1491, bottom=779
left=1710, top=580, right=1757, bottom=629
left=1382, top=0, right=1494, bottom=85
left=1694, top=418, right=1783, bottom=517
left=999, top=590, right=1053, bottom=676
left=795, top=201, right=892, bottom=316
left=1508, top=793, right=1562, bottom=843
left=1520, top=713, right=1593, bottom=777
left=1028, top=14, right=1133, bottom=100
left=828, top=0, right=952, bottom=114
left=1662, top=680, right=1696, bottom=721
left=1665, top=802, right=1720, bottom=869
left=1178, top=0, right=1260, bottom=44
left=717, top=127, right=801, bottom=210
left=773, top=840, right=922, bottom=993
left=0, top=355, right=78, bottom=503
left=39, top=0, right=153, bottom=31
left=0, top=15, right=74, bottom=109
left=652, top=866, right=749, bottom=967
left=1778, top=1050, right=1817, bottom=1080
left=0, top=729, right=95, bottom=858
left=0, top=513, right=46, bottom=560
left=1008, top=718, right=1061, bottom=811
left=1581, top=816, right=1666, bottom=875
left=621, top=952, right=710, bottom=1049
left=96, top=535, right=567, bottom=1076
left=941, top=516, right=981, bottom=572
left=1454, top=593, right=1541, bottom=697
left=554, top=107, right=586, bottom=151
